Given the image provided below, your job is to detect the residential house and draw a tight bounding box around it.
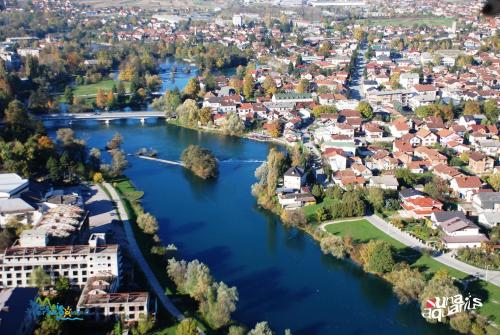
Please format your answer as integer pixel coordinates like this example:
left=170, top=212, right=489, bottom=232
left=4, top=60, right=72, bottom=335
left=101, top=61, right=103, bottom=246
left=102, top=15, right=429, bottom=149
left=468, top=151, right=495, bottom=175
left=369, top=175, right=399, bottom=190
left=472, top=192, right=500, bottom=227
left=433, top=164, right=462, bottom=181
left=450, top=175, right=482, bottom=201
left=415, top=128, right=438, bottom=147
left=440, top=217, right=488, bottom=249
left=400, top=195, right=443, bottom=219
left=283, top=167, right=306, bottom=191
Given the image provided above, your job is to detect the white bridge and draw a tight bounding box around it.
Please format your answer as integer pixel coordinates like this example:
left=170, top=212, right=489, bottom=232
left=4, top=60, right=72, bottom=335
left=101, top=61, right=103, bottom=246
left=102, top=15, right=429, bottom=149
left=38, top=111, right=166, bottom=123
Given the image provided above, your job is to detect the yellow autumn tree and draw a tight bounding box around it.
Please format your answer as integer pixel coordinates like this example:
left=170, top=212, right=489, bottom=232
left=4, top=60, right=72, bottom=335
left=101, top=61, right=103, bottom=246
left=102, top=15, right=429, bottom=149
left=95, top=89, right=107, bottom=109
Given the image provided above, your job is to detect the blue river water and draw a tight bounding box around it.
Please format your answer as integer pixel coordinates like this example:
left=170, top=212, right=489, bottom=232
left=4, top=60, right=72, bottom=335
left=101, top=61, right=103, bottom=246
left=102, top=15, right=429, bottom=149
left=45, top=60, right=455, bottom=334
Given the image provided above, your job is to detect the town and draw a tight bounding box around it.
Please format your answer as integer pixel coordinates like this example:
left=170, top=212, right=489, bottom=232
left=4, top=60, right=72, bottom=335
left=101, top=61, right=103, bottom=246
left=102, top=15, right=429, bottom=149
left=0, top=0, right=498, bottom=335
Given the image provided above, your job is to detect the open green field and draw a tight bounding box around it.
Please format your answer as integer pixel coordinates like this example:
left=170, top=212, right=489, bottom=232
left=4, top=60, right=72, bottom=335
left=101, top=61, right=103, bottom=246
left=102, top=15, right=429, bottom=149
left=325, top=219, right=500, bottom=323
left=73, top=80, right=130, bottom=97
left=357, top=16, right=454, bottom=28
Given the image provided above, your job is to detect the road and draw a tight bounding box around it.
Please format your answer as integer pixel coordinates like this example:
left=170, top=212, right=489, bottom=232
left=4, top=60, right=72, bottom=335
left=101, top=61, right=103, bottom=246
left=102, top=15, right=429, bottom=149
left=321, top=215, right=500, bottom=287
left=349, top=44, right=368, bottom=100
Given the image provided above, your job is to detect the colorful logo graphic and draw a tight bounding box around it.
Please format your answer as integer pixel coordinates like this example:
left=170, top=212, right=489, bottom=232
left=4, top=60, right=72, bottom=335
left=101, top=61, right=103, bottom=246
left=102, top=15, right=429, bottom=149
left=29, top=297, right=86, bottom=321
left=421, top=294, right=482, bottom=322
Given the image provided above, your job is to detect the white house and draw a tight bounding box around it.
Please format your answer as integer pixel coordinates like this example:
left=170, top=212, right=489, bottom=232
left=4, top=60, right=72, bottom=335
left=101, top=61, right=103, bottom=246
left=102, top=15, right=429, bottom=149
left=399, top=72, right=420, bottom=89
left=440, top=217, right=488, bottom=249
left=369, top=175, right=399, bottom=190
left=283, top=167, right=306, bottom=191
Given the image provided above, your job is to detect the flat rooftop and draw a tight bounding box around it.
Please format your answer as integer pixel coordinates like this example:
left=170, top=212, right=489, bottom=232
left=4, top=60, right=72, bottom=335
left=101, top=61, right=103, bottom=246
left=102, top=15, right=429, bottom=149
left=3, top=244, right=118, bottom=258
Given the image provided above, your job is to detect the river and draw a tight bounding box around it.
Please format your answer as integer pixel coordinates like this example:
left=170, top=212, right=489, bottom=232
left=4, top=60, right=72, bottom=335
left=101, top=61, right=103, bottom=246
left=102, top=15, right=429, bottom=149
left=46, top=60, right=454, bottom=335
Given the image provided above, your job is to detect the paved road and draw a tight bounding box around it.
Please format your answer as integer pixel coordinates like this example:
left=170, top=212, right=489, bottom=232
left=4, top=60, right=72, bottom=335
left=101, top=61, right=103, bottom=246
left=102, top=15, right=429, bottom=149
left=100, top=183, right=186, bottom=321
left=348, top=44, right=368, bottom=100
left=322, top=215, right=500, bottom=287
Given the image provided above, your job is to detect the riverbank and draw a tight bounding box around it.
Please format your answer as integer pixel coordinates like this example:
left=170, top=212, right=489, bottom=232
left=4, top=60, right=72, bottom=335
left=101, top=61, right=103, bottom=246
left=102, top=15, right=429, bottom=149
left=106, top=177, right=241, bottom=335
left=167, top=119, right=292, bottom=148
left=279, top=213, right=500, bottom=333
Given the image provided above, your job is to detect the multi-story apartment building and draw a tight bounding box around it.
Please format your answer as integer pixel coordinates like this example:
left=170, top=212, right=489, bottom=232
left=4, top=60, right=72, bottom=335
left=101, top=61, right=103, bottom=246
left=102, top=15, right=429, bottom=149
left=0, top=236, right=121, bottom=289
left=77, top=276, right=150, bottom=322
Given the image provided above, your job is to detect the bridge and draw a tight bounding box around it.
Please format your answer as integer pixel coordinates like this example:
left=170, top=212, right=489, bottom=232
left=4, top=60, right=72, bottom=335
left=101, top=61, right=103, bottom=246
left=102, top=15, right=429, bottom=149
left=38, top=111, right=166, bottom=123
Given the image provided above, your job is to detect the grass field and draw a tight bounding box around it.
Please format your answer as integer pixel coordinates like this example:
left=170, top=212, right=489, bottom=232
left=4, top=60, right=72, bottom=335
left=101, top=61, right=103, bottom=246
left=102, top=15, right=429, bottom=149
left=325, top=219, right=500, bottom=323
left=356, top=16, right=455, bottom=28
left=73, top=80, right=130, bottom=97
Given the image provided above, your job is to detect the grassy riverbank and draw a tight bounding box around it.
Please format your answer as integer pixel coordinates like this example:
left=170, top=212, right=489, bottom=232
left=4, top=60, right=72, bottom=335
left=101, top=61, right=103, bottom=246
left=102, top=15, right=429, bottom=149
left=111, top=177, right=240, bottom=335
left=324, top=219, right=500, bottom=327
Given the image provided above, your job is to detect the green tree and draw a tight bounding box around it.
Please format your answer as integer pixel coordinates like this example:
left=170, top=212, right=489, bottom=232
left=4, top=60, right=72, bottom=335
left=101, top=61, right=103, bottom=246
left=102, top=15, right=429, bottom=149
left=198, top=107, right=212, bottom=126
left=280, top=209, right=307, bottom=227
left=199, top=282, right=238, bottom=329
left=31, top=266, right=51, bottom=291
left=46, top=156, right=61, bottom=183
left=449, top=313, right=472, bottom=334
left=420, top=271, right=460, bottom=323
left=176, top=318, right=198, bottom=335
left=54, top=276, right=70, bottom=293
left=423, top=176, right=450, bottom=202
left=360, top=240, right=395, bottom=274
left=34, top=316, right=62, bottom=335
left=176, top=99, right=199, bottom=127
left=106, top=132, right=123, bottom=150
left=357, top=101, right=373, bottom=119
left=137, top=212, right=159, bottom=234
left=367, top=187, right=385, bottom=212
left=181, top=145, right=218, bottom=179
left=63, top=86, right=74, bottom=104
left=483, top=99, right=499, bottom=121
left=223, top=112, right=245, bottom=135
left=228, top=325, right=247, bottom=335
left=131, top=315, right=155, bottom=335
left=109, top=150, right=128, bottom=178
left=463, top=100, right=481, bottom=115
left=385, top=263, right=426, bottom=304
left=184, top=77, right=200, bottom=98
left=262, top=77, right=277, bottom=96
left=243, top=74, right=254, bottom=100
left=487, top=174, right=500, bottom=191
left=312, top=105, right=337, bottom=118
left=295, top=79, right=310, bottom=94
left=248, top=322, right=274, bottom=335
left=320, top=235, right=347, bottom=259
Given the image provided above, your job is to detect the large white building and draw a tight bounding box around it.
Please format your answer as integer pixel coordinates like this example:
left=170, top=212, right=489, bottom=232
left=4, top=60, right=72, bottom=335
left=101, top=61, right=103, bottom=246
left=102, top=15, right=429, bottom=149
left=0, top=236, right=121, bottom=289
left=0, top=173, right=29, bottom=199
